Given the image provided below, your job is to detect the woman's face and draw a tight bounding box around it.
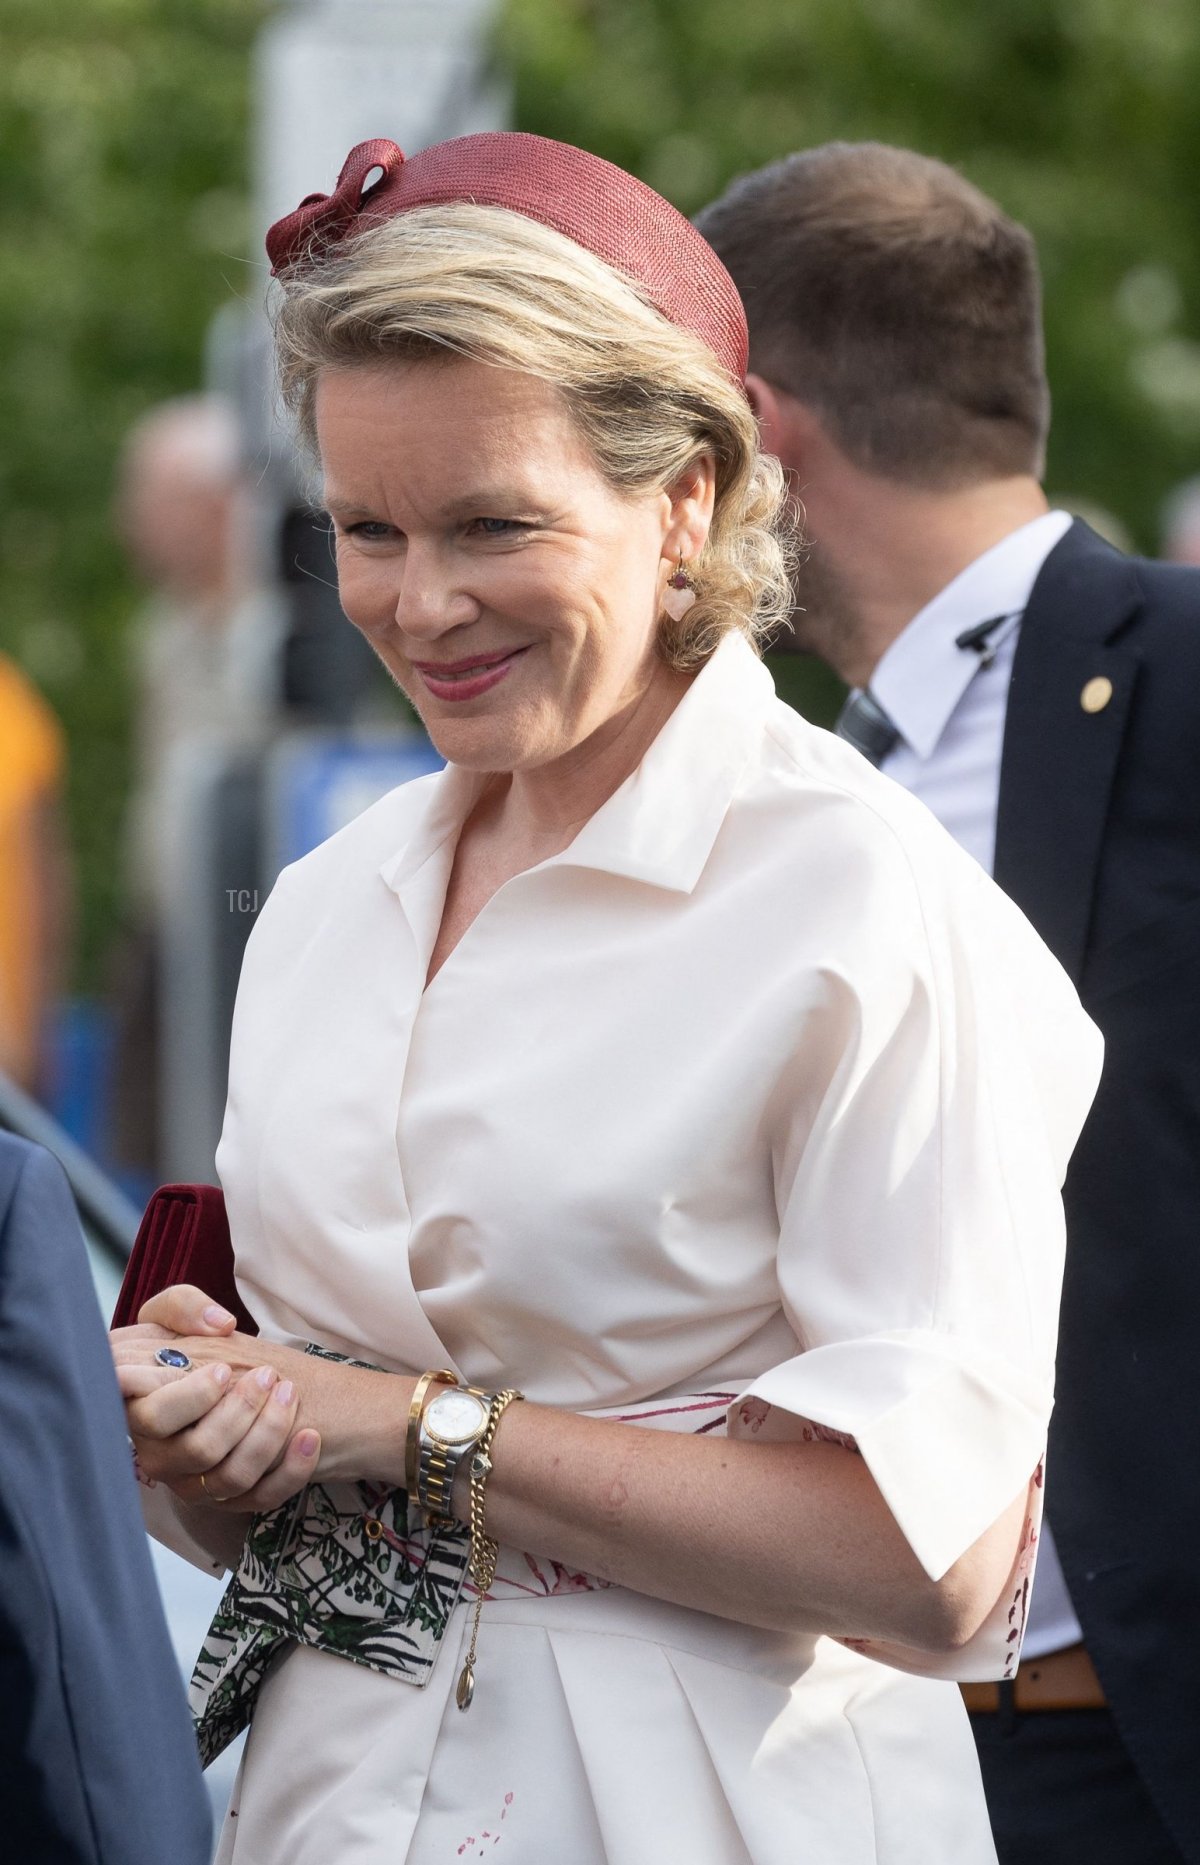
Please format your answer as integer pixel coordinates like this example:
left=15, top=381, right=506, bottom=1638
left=316, top=357, right=704, bottom=774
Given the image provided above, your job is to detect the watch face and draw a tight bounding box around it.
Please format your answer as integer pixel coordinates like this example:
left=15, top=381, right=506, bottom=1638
left=425, top=1390, right=488, bottom=1445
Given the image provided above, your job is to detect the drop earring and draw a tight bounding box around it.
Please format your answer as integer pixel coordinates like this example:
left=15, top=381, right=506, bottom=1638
left=661, top=557, right=697, bottom=622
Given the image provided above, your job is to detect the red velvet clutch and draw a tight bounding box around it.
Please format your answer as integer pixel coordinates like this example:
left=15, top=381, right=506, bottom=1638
left=112, top=1183, right=258, bottom=1335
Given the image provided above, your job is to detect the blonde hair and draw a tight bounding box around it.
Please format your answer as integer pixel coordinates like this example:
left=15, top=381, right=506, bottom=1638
left=272, top=204, right=793, bottom=667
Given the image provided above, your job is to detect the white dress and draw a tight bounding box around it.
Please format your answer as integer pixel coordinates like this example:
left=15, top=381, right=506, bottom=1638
left=157, top=634, right=1102, bottom=1863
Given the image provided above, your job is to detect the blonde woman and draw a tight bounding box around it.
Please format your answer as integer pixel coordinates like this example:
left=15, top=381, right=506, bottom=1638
left=112, top=134, right=1101, bottom=1864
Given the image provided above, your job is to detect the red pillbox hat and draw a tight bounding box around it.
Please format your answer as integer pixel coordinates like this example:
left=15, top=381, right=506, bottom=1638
left=265, top=132, right=748, bottom=384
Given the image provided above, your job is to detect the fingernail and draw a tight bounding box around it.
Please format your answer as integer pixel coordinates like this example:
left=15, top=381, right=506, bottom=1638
left=212, top=1363, right=232, bottom=1387
left=204, top=1304, right=236, bottom=1328
left=255, top=1365, right=277, bottom=1391
left=274, top=1379, right=296, bottom=1407
left=297, top=1430, right=319, bottom=1457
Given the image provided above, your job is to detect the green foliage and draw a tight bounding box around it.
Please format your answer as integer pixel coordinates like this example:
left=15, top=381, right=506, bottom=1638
left=501, top=0, right=1200, bottom=550
left=0, top=0, right=266, bottom=988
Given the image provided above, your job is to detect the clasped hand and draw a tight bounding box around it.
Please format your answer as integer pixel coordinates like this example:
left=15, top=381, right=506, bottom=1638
left=111, top=1284, right=323, bottom=1513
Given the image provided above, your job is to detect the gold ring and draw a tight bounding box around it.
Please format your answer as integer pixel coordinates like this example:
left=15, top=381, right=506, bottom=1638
left=199, top=1471, right=227, bottom=1504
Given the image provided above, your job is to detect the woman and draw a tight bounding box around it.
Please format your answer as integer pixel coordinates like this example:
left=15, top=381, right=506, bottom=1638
left=113, top=133, right=1101, bottom=1863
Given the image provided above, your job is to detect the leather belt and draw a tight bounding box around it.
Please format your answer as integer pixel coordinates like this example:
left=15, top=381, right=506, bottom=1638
left=961, top=1643, right=1106, bottom=1713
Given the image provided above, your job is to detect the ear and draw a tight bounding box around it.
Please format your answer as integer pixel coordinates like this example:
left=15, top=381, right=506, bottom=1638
left=746, top=372, right=808, bottom=477
left=663, top=451, right=717, bottom=564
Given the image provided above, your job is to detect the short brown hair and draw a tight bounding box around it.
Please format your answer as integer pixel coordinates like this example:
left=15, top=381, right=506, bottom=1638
left=696, top=143, right=1049, bottom=488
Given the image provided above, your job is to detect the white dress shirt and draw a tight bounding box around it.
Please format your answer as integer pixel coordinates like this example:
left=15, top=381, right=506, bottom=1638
left=872, top=510, right=1073, bottom=873
left=869, top=509, right=1083, bottom=1659
left=153, top=632, right=1100, bottom=1861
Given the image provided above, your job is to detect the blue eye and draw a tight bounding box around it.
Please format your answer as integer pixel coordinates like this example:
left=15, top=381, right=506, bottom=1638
left=345, top=521, right=396, bottom=542
left=472, top=517, right=525, bottom=537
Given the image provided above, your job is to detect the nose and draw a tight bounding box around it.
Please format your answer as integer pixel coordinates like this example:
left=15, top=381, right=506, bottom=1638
left=393, top=541, right=480, bottom=642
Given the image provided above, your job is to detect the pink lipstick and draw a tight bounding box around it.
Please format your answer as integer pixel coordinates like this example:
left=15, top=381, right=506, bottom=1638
left=412, top=645, right=530, bottom=703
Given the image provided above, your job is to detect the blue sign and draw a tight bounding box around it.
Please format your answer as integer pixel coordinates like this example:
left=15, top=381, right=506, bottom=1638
left=268, top=733, right=445, bottom=871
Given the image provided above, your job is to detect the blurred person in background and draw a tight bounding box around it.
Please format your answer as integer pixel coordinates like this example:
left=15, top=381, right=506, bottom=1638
left=1159, top=475, right=1200, bottom=564
left=700, top=141, right=1200, bottom=1865
left=109, top=394, right=281, bottom=1175
left=0, top=650, right=71, bottom=1095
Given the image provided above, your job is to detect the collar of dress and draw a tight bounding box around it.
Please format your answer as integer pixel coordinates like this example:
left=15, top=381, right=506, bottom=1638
left=378, top=630, right=776, bottom=901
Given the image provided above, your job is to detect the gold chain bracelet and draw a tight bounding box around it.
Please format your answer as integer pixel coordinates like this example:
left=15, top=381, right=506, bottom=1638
left=456, top=1386, right=523, bottom=1711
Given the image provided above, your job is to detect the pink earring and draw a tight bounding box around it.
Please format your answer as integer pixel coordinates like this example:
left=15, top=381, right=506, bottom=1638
left=662, top=557, right=697, bottom=623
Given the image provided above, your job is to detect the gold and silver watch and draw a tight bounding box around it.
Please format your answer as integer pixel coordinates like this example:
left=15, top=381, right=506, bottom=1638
left=416, top=1383, right=495, bottom=1527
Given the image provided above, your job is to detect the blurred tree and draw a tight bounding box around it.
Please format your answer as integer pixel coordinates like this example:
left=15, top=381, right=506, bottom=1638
left=502, top=0, right=1200, bottom=712
left=0, top=0, right=266, bottom=989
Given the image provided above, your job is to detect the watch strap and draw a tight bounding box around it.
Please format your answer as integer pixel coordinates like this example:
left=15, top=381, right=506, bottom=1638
left=415, top=1384, right=493, bottom=1527
left=406, top=1368, right=458, bottom=1501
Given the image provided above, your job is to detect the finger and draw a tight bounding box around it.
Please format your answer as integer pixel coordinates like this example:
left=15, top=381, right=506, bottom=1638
left=220, top=1429, right=321, bottom=1514
left=202, top=1377, right=300, bottom=1499
left=125, top=1361, right=233, bottom=1440
left=117, top=1362, right=186, bottom=1399
left=111, top=1332, right=192, bottom=1368
left=113, top=1335, right=244, bottom=1375
left=132, top=1365, right=275, bottom=1483
left=168, top=1365, right=282, bottom=1475
left=116, top=1356, right=236, bottom=1400
left=138, top=1284, right=238, bottom=1337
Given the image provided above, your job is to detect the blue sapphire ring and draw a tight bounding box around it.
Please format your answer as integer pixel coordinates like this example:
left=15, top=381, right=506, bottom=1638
left=154, top=1346, right=193, bottom=1371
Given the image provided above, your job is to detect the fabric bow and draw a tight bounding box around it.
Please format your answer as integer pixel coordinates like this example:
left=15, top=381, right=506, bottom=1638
left=266, top=138, right=406, bottom=276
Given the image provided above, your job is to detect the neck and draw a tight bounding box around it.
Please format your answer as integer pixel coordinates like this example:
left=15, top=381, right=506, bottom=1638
left=801, top=469, right=1049, bottom=690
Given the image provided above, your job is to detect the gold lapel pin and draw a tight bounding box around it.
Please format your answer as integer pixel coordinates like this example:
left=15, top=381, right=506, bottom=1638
left=1080, top=676, right=1113, bottom=714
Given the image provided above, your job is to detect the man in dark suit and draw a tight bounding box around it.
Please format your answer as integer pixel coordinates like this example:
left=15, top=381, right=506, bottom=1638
left=0, top=1130, right=211, bottom=1862
left=699, top=143, right=1200, bottom=1864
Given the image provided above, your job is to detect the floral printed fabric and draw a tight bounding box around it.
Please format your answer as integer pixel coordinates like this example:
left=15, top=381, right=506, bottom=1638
left=189, top=1347, right=470, bottom=1768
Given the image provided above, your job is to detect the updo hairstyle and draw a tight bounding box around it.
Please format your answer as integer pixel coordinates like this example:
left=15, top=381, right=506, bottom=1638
left=272, top=204, right=793, bottom=668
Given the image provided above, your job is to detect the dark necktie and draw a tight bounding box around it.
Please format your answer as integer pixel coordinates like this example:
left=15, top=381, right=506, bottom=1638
left=834, top=688, right=900, bottom=767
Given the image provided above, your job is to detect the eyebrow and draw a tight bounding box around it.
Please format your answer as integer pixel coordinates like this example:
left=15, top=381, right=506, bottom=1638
left=321, top=500, right=374, bottom=520
left=323, top=489, right=547, bottom=521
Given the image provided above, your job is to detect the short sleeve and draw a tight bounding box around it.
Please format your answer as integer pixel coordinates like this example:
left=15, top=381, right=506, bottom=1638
left=728, top=820, right=1102, bottom=1677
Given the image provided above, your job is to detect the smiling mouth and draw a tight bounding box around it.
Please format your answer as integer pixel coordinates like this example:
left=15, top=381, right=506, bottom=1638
left=412, top=644, right=532, bottom=701
left=412, top=646, right=529, bottom=680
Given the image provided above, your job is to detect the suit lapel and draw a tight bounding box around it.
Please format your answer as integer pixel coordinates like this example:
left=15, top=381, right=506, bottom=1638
left=994, top=522, right=1142, bottom=984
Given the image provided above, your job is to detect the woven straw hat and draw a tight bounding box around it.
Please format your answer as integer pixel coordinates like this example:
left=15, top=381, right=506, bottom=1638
left=266, top=132, right=748, bottom=383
